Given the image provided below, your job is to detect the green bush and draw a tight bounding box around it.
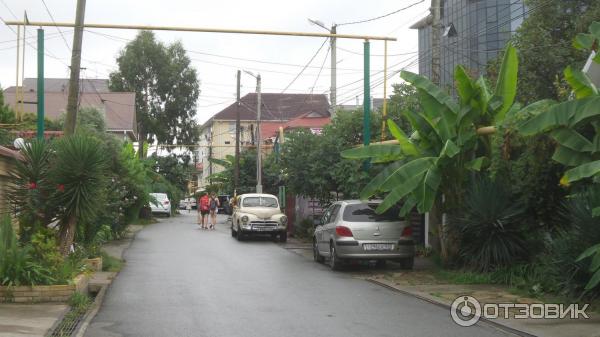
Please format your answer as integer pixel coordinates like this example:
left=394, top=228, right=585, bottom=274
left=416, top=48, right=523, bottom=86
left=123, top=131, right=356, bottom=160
left=0, top=215, right=55, bottom=286
left=293, top=218, right=315, bottom=240
left=451, top=177, right=529, bottom=272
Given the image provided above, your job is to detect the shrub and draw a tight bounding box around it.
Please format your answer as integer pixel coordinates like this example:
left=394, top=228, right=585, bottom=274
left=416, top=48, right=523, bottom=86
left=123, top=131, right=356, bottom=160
left=451, top=177, right=528, bottom=272
left=293, top=218, right=315, bottom=240
left=0, top=215, right=55, bottom=286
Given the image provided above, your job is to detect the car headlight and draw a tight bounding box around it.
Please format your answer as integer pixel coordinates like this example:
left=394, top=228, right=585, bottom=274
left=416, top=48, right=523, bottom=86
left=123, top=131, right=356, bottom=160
left=280, top=215, right=287, bottom=225
left=241, top=215, right=249, bottom=223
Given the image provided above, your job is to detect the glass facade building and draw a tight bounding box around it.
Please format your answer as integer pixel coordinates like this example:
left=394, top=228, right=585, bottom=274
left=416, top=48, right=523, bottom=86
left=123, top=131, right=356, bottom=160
left=412, top=0, right=527, bottom=89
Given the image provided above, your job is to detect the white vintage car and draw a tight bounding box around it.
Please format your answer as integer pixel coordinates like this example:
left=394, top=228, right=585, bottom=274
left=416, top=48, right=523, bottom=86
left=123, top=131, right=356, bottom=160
left=231, top=193, right=288, bottom=242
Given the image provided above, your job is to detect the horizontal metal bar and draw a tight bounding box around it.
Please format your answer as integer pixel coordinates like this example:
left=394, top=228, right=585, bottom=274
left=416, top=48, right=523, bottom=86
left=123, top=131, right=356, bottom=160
left=4, top=21, right=397, bottom=41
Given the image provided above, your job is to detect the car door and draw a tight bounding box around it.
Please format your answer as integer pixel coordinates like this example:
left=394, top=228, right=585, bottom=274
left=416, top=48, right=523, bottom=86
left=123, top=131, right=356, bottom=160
left=323, top=203, right=341, bottom=251
left=316, top=206, right=333, bottom=253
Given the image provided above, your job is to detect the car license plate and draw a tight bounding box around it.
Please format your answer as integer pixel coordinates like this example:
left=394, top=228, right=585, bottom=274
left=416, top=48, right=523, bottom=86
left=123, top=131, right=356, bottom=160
left=363, top=243, right=395, bottom=251
left=254, top=227, right=273, bottom=232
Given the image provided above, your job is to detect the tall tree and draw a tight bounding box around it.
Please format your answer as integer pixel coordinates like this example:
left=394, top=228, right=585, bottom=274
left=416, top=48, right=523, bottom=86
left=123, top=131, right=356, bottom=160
left=109, top=31, right=200, bottom=157
left=509, top=0, right=600, bottom=104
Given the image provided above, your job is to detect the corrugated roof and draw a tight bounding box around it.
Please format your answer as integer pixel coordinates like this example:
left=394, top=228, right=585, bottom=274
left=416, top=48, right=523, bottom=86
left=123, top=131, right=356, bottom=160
left=212, top=93, right=329, bottom=121
left=5, top=78, right=110, bottom=93
left=3, top=91, right=136, bottom=133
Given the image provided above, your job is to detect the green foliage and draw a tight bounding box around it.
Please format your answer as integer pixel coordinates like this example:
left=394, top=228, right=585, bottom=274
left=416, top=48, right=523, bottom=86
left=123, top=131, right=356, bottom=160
left=386, top=82, right=421, bottom=134
left=280, top=109, right=379, bottom=203
left=57, top=107, right=107, bottom=133
left=101, top=251, right=124, bottom=272
left=518, top=22, right=600, bottom=185
left=451, top=178, right=528, bottom=272
left=8, top=139, right=55, bottom=242
left=0, top=215, right=55, bottom=286
left=342, top=43, right=519, bottom=217
left=506, top=0, right=600, bottom=104
left=68, top=292, right=92, bottom=310
left=51, top=134, right=107, bottom=223
left=109, top=31, right=200, bottom=153
left=293, top=218, right=315, bottom=240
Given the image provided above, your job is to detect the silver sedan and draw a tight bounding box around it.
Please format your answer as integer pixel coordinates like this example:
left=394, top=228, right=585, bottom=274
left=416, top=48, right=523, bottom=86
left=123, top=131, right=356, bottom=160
left=313, top=200, right=415, bottom=270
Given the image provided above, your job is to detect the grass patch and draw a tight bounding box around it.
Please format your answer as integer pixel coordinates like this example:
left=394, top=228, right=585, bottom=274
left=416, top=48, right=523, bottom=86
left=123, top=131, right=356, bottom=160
left=100, top=251, right=124, bottom=272
left=433, top=269, right=494, bottom=284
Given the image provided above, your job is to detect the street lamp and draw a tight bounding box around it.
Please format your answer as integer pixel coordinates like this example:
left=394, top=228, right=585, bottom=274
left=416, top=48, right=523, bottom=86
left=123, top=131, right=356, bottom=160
left=244, top=70, right=263, bottom=194
left=308, top=18, right=337, bottom=113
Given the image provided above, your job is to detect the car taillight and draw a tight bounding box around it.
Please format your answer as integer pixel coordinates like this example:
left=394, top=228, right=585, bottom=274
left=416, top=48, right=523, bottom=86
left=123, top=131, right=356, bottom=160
left=335, top=226, right=353, bottom=237
left=401, top=225, right=412, bottom=237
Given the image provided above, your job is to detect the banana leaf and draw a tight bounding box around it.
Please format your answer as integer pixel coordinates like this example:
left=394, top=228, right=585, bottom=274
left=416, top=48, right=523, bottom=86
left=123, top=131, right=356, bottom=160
left=387, top=119, right=419, bottom=156
left=563, top=160, right=600, bottom=183
left=494, top=43, right=518, bottom=124
left=564, top=66, right=598, bottom=98
left=341, top=144, right=404, bottom=161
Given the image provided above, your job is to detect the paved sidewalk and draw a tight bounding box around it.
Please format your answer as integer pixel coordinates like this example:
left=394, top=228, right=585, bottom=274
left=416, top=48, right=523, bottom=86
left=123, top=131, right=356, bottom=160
left=0, top=303, right=68, bottom=337
left=0, top=223, right=146, bottom=337
left=366, top=273, right=600, bottom=337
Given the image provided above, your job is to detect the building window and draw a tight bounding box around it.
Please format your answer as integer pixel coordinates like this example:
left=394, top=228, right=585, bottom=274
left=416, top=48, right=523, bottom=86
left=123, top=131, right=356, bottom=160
left=228, top=122, right=236, bottom=134
left=225, top=141, right=231, bottom=145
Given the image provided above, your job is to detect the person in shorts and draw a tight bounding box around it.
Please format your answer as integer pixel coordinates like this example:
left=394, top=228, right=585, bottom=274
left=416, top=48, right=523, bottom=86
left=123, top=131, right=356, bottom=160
left=198, top=192, right=210, bottom=229
left=209, top=192, right=220, bottom=230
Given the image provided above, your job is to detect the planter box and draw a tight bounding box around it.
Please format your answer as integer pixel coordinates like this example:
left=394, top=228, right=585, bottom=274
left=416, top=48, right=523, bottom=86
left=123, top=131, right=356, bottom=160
left=0, top=273, right=90, bottom=303
left=84, top=257, right=103, bottom=272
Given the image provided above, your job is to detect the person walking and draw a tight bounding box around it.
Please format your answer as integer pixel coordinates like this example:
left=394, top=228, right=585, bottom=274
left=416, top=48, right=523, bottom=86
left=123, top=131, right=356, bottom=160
left=209, top=192, right=220, bottom=230
left=186, top=198, right=192, bottom=213
left=198, top=193, right=210, bottom=229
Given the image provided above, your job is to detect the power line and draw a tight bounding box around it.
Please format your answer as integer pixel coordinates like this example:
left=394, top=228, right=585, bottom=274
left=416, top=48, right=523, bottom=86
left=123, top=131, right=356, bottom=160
left=281, top=38, right=329, bottom=93
left=40, top=0, right=71, bottom=50
left=337, top=0, right=426, bottom=27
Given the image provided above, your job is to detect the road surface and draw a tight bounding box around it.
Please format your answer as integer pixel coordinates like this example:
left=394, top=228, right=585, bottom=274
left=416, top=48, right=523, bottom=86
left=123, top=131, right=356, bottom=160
left=85, top=212, right=513, bottom=337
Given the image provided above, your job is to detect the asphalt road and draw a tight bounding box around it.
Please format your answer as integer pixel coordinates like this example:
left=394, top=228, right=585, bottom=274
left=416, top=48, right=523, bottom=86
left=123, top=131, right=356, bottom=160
left=85, top=212, right=513, bottom=337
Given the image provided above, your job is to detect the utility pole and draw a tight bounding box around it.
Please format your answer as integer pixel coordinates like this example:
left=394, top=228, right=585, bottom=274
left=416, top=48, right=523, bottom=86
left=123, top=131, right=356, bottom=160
left=363, top=40, right=371, bottom=171
left=330, top=24, right=337, bottom=115
left=37, top=29, right=44, bottom=139
left=64, top=0, right=86, bottom=135
left=256, top=74, right=262, bottom=194
left=234, top=70, right=241, bottom=196
left=431, top=0, right=441, bottom=86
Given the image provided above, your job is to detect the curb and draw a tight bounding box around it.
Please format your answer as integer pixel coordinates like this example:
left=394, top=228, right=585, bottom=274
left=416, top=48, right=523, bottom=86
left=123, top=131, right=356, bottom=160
left=366, top=278, right=538, bottom=337
left=73, top=285, right=108, bottom=337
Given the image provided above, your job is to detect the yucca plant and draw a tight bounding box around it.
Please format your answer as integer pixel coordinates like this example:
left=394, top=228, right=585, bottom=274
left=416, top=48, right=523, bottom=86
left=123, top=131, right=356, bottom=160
left=50, top=134, right=107, bottom=255
left=8, top=139, right=55, bottom=242
left=451, top=178, right=528, bottom=272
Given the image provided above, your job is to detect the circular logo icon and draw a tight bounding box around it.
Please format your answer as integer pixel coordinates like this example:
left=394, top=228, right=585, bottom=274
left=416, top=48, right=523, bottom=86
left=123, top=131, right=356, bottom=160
left=451, top=295, right=482, bottom=327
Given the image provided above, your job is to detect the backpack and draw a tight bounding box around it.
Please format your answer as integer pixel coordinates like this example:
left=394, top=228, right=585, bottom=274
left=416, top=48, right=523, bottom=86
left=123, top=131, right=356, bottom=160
left=200, top=197, right=210, bottom=211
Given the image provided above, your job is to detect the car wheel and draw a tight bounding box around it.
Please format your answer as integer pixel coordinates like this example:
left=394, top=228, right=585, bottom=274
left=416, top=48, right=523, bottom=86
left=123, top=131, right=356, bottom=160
left=236, top=225, right=244, bottom=241
left=329, top=245, right=342, bottom=271
left=279, top=232, right=287, bottom=243
left=375, top=259, right=387, bottom=268
left=313, top=239, right=324, bottom=263
left=399, top=257, right=414, bottom=270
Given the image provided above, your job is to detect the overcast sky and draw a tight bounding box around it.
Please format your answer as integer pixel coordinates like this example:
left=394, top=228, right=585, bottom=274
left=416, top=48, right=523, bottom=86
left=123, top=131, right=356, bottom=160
left=0, top=0, right=429, bottom=125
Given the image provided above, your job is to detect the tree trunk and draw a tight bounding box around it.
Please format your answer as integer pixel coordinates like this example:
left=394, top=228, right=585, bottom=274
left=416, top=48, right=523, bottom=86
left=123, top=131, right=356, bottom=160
left=59, top=215, right=77, bottom=256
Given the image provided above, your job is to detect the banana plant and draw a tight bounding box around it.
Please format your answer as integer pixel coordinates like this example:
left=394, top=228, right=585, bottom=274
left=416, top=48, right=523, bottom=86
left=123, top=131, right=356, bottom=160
left=519, top=21, right=600, bottom=186
left=342, top=43, right=519, bottom=215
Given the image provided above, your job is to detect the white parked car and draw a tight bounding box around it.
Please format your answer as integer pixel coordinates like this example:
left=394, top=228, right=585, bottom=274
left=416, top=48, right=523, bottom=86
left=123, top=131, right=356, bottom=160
left=149, top=193, right=171, bottom=217
left=231, top=193, right=288, bottom=242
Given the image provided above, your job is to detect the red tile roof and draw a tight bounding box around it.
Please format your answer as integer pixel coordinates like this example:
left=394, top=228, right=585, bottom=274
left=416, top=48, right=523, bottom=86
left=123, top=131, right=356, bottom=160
left=212, top=93, right=329, bottom=121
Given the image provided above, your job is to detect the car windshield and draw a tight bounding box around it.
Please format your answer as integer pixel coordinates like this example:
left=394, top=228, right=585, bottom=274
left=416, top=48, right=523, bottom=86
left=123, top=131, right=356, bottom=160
left=342, top=203, right=402, bottom=222
left=242, top=197, right=278, bottom=208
